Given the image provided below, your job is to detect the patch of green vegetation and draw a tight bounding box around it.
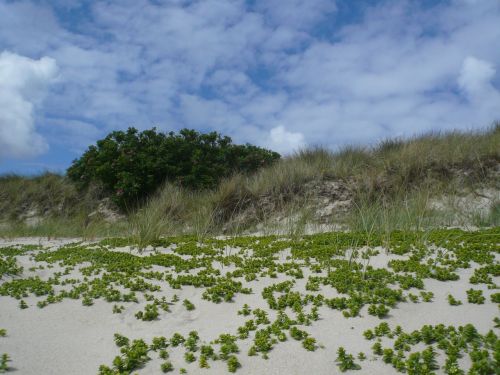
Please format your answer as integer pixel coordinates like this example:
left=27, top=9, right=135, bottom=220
left=447, top=294, right=462, bottom=306
left=2, top=228, right=499, bottom=373
left=335, top=347, right=361, bottom=372
left=364, top=322, right=498, bottom=374
left=183, top=299, right=195, bottom=311
left=466, top=289, right=485, bottom=304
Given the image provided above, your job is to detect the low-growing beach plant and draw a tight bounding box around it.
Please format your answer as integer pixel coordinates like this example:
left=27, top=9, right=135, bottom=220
left=183, top=299, right=195, bottom=311
left=368, top=304, right=390, bottom=318
left=184, top=352, right=196, bottom=363
left=170, top=333, right=185, bottom=347
left=0, top=354, right=11, bottom=373
left=199, top=354, right=210, bottom=368
left=466, top=289, right=485, bottom=304
left=447, top=294, right=462, bottom=306
left=135, top=303, right=159, bottom=321
left=227, top=355, right=240, bottom=373
left=335, top=347, right=361, bottom=372
left=491, top=293, right=500, bottom=303
left=237, top=304, right=251, bottom=316
left=112, top=304, right=125, bottom=313
left=420, top=291, right=434, bottom=302
left=160, top=361, right=173, bottom=373
left=302, top=337, right=317, bottom=351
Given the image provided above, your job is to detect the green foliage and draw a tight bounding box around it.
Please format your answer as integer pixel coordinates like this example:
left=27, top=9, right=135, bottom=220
left=67, top=127, right=280, bottom=208
left=0, top=354, right=11, bottom=373
left=237, top=304, right=251, bottom=316
left=0, top=257, right=23, bottom=278
left=160, top=361, right=173, bottom=373
left=420, top=291, right=434, bottom=302
left=99, top=337, right=150, bottom=374
left=227, top=355, right=240, bottom=373
left=182, top=299, right=195, bottom=311
left=302, top=337, right=317, bottom=351
left=491, top=292, right=500, bottom=303
left=150, top=337, right=168, bottom=351
left=466, top=289, right=485, bottom=304
left=447, top=295, right=462, bottom=306
left=184, top=352, right=196, bottom=363
left=2, top=228, right=500, bottom=374
left=367, top=304, right=390, bottom=318
left=135, top=303, right=159, bottom=321
left=336, top=347, right=361, bottom=372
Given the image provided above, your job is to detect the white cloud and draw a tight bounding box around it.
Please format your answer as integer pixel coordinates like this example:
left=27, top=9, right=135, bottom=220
left=268, top=125, right=305, bottom=154
left=458, top=56, right=496, bottom=95
left=0, top=51, right=57, bottom=158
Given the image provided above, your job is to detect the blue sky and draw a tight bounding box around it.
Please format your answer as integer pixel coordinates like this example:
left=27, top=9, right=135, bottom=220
left=1, top=0, right=499, bottom=175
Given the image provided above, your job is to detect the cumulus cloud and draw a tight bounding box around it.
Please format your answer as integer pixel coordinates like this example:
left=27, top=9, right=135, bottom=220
left=267, top=126, right=305, bottom=154
left=0, top=51, right=57, bottom=158
left=458, top=56, right=496, bottom=96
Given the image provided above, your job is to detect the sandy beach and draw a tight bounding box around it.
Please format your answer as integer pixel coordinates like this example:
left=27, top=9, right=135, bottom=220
left=1, top=232, right=498, bottom=374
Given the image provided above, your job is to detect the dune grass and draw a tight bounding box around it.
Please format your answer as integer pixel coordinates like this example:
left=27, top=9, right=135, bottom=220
left=1, top=123, right=499, bottom=239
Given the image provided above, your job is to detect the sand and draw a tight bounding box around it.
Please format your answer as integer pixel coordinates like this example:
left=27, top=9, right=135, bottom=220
left=0, top=236, right=498, bottom=375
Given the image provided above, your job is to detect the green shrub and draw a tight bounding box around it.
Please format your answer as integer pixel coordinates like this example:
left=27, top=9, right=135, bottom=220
left=67, top=127, right=280, bottom=209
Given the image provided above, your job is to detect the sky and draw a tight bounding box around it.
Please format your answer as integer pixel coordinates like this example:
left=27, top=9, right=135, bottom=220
left=0, top=0, right=499, bottom=175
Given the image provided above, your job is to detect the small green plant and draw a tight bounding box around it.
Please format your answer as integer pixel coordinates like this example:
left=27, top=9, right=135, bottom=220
left=227, top=355, right=240, bottom=373
left=135, top=303, right=159, bottom=321
left=161, top=361, right=173, bottom=373
left=150, top=336, right=168, bottom=351
left=159, top=349, right=169, bottom=360
left=0, top=353, right=11, bottom=373
left=113, top=333, right=130, bottom=348
left=112, top=304, right=125, bottom=313
left=420, top=291, right=434, bottom=302
left=363, top=329, right=374, bottom=340
left=302, top=337, right=317, bottom=351
left=336, top=347, right=361, bottom=372
left=237, top=304, right=251, bottom=316
left=183, top=299, right=195, bottom=311
left=372, top=342, right=383, bottom=355
left=466, top=289, right=485, bottom=304
left=19, top=300, right=28, bottom=309
left=170, top=333, right=185, bottom=347
left=184, top=352, right=196, bottom=363
left=199, top=354, right=210, bottom=368
left=367, top=304, right=389, bottom=318
left=491, top=293, right=500, bottom=303
left=447, top=294, right=462, bottom=306
left=408, top=293, right=419, bottom=303
left=82, top=295, right=93, bottom=306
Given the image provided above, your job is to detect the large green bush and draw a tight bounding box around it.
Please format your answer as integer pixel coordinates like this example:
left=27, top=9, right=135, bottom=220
left=67, top=127, right=280, bottom=209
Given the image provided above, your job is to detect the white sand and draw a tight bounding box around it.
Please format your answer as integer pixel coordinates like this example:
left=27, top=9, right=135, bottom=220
left=0, top=238, right=498, bottom=375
